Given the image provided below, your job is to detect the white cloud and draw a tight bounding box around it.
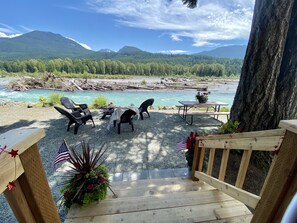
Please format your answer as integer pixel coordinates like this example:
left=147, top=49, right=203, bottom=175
left=86, top=0, right=254, bottom=47
left=0, top=32, right=21, bottom=38
left=159, top=50, right=188, bottom=54
left=66, top=37, right=92, bottom=50
left=0, top=23, right=23, bottom=38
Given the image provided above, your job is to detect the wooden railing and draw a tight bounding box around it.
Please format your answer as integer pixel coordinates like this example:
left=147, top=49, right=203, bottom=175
left=0, top=128, right=61, bottom=223
left=191, top=120, right=297, bottom=222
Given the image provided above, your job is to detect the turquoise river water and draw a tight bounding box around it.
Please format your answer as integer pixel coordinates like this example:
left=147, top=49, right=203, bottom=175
left=0, top=81, right=238, bottom=107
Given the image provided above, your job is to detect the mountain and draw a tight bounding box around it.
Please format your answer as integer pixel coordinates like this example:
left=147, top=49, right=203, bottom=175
left=197, top=45, right=247, bottom=59
left=118, top=46, right=145, bottom=54
left=0, top=30, right=245, bottom=62
left=98, top=49, right=114, bottom=53
left=0, top=30, right=92, bottom=59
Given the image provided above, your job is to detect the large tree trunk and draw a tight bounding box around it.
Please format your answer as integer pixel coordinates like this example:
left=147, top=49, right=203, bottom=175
left=231, top=0, right=294, bottom=131
left=269, top=0, right=297, bottom=128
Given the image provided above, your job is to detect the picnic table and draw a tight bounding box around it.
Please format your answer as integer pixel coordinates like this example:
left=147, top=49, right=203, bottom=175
left=177, top=101, right=229, bottom=125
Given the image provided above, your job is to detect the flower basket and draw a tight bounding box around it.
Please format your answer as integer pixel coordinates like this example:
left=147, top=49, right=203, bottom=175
left=195, top=90, right=209, bottom=103
left=60, top=141, right=114, bottom=209
left=196, top=95, right=208, bottom=103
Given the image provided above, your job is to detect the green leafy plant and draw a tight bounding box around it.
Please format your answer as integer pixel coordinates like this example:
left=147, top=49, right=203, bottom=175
left=92, top=95, right=108, bottom=108
left=38, top=96, right=47, bottom=107
left=218, top=120, right=240, bottom=134
left=48, top=93, right=63, bottom=106
left=219, top=107, right=230, bottom=112
left=60, top=142, right=112, bottom=209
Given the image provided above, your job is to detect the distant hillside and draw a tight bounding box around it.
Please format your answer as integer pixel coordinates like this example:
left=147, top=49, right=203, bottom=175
left=118, top=46, right=146, bottom=54
left=0, top=30, right=244, bottom=75
left=0, top=31, right=91, bottom=59
left=198, top=45, right=247, bottom=59
left=98, top=49, right=114, bottom=53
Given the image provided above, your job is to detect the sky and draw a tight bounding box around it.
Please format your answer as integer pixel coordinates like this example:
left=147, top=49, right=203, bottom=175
left=0, top=0, right=255, bottom=54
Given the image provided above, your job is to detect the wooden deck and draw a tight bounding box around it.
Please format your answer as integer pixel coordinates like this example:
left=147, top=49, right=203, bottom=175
left=64, top=177, right=252, bottom=223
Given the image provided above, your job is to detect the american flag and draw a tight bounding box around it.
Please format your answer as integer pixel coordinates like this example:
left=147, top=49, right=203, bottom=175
left=176, top=138, right=187, bottom=151
left=53, top=140, right=70, bottom=170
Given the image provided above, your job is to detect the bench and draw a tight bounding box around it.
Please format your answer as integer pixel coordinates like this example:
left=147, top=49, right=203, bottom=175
left=176, top=105, right=185, bottom=116
left=186, top=111, right=230, bottom=125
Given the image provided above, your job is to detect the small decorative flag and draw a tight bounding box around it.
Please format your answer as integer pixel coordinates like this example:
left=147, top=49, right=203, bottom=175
left=176, top=138, right=187, bottom=151
left=53, top=140, right=70, bottom=171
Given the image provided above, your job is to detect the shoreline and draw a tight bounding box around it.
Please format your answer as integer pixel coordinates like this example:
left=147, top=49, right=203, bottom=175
left=0, top=76, right=239, bottom=92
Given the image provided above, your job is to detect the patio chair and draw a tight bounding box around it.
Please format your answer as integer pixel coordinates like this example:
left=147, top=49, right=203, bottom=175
left=60, top=97, right=91, bottom=115
left=54, top=106, right=95, bottom=134
left=138, top=98, right=154, bottom=120
left=113, top=109, right=136, bottom=134
left=100, top=103, right=115, bottom=119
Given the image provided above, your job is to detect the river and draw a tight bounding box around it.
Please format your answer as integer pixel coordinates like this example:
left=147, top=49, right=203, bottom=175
left=0, top=78, right=238, bottom=107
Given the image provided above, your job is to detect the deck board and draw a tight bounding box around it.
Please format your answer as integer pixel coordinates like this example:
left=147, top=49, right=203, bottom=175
left=107, top=178, right=214, bottom=199
left=64, top=178, right=252, bottom=223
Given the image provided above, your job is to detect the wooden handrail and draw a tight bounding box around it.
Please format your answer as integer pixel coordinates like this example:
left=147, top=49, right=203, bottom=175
left=191, top=127, right=285, bottom=209
left=192, top=120, right=297, bottom=222
left=0, top=128, right=61, bottom=223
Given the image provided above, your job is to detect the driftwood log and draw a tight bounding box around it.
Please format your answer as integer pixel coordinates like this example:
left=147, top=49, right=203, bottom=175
left=8, top=74, right=213, bottom=92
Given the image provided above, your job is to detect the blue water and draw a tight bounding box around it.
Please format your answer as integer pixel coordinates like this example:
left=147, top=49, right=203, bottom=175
left=0, top=82, right=238, bottom=107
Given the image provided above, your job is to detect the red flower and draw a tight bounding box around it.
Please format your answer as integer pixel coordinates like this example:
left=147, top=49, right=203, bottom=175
left=87, top=184, right=94, bottom=191
left=64, top=191, right=71, bottom=198
left=8, top=149, right=18, bottom=157
left=99, top=177, right=105, bottom=184
left=7, top=181, right=16, bottom=190
left=186, top=132, right=199, bottom=150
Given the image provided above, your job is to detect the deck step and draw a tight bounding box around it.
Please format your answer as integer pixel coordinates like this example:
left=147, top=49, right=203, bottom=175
left=64, top=177, right=252, bottom=223
left=107, top=177, right=214, bottom=199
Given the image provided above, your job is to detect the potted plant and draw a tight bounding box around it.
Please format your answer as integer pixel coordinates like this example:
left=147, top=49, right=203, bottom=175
left=184, top=132, right=199, bottom=170
left=60, top=141, right=113, bottom=209
left=195, top=90, right=209, bottom=103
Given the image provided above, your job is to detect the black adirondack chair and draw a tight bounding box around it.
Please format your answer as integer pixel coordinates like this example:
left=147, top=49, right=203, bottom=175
left=113, top=109, right=136, bottom=134
left=60, top=97, right=90, bottom=115
left=138, top=98, right=154, bottom=120
left=54, top=106, right=95, bottom=134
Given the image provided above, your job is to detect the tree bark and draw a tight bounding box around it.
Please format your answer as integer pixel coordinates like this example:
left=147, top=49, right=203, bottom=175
left=269, top=0, right=297, bottom=128
left=231, top=0, right=294, bottom=131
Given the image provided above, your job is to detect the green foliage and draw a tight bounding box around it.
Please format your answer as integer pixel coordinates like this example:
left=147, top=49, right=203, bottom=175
left=48, top=93, right=63, bottom=106
left=38, top=96, right=47, bottom=107
left=60, top=142, right=109, bottom=209
left=92, top=96, right=108, bottom=108
left=219, top=107, right=230, bottom=112
left=0, top=56, right=243, bottom=77
left=218, top=120, right=240, bottom=134
left=141, top=80, right=147, bottom=85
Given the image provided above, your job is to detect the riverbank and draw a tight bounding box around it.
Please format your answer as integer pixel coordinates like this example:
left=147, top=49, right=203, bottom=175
left=3, top=75, right=238, bottom=91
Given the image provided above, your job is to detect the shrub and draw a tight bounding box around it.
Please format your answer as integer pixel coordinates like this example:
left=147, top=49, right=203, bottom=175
left=220, top=107, right=230, bottom=112
left=218, top=120, right=240, bottom=134
left=38, top=96, right=47, bottom=107
left=48, top=93, right=63, bottom=106
left=92, top=96, right=108, bottom=108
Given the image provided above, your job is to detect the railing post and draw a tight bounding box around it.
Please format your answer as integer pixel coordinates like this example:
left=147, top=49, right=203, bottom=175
left=191, top=139, right=201, bottom=180
left=0, top=128, right=61, bottom=223
left=252, top=120, right=297, bottom=223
